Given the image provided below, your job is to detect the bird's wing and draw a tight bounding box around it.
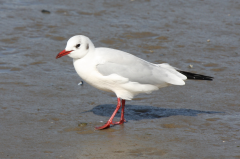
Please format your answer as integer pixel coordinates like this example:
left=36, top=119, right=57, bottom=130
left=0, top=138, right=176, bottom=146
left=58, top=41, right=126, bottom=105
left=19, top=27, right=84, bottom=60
left=95, top=48, right=185, bottom=86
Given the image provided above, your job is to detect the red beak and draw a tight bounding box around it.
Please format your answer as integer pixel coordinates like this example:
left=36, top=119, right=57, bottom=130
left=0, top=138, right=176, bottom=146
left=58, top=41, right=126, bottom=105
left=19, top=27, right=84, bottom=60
left=56, top=50, right=72, bottom=59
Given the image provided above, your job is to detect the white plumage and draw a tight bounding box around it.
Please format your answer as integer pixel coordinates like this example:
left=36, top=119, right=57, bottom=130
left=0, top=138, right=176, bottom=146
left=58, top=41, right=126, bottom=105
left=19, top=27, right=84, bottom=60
left=59, top=35, right=187, bottom=100
left=56, top=35, right=213, bottom=129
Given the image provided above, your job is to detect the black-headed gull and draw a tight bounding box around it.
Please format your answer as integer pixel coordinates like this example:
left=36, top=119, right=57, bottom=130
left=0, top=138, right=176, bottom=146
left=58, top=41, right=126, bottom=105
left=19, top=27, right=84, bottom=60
left=56, top=35, right=213, bottom=130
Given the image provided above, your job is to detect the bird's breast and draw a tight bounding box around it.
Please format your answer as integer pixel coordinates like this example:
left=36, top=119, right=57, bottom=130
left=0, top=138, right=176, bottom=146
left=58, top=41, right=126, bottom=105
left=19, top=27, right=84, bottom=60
left=73, top=59, right=113, bottom=92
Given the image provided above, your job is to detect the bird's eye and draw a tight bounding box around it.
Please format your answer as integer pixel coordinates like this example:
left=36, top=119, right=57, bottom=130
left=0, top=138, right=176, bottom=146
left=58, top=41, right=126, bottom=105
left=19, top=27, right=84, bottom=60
left=76, top=44, right=80, bottom=48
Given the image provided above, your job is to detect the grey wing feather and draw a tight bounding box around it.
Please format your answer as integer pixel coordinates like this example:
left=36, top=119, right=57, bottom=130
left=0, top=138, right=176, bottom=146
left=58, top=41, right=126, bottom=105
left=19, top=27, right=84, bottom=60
left=96, top=48, right=185, bottom=86
left=97, top=61, right=162, bottom=85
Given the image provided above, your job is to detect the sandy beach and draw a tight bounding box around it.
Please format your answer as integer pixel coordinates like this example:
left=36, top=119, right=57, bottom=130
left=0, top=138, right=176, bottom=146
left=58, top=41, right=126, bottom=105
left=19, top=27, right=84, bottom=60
left=0, top=0, right=240, bottom=158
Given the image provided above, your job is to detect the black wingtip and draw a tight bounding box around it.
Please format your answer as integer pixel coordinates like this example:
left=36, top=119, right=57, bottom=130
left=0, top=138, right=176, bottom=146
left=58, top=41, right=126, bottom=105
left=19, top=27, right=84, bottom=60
left=178, top=70, right=214, bottom=81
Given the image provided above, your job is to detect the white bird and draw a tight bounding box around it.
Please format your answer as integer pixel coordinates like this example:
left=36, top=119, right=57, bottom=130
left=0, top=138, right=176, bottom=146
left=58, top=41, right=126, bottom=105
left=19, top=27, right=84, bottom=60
left=56, top=35, right=213, bottom=130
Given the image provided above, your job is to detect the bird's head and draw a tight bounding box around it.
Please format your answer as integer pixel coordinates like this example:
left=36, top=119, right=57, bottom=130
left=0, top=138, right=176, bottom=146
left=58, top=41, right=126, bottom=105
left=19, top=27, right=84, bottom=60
left=56, top=35, right=94, bottom=59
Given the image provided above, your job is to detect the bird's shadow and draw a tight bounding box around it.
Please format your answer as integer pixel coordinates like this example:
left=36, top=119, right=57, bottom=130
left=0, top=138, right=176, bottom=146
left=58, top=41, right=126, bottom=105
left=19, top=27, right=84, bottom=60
left=84, top=104, right=222, bottom=121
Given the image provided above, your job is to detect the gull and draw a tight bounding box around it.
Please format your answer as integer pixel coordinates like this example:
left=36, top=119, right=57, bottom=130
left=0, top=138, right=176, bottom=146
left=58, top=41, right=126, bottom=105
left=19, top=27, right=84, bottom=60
left=56, top=35, right=213, bottom=130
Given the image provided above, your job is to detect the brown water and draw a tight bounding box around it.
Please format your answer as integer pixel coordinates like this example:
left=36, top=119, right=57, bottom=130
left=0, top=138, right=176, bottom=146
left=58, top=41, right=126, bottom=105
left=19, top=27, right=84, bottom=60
left=0, top=0, right=240, bottom=158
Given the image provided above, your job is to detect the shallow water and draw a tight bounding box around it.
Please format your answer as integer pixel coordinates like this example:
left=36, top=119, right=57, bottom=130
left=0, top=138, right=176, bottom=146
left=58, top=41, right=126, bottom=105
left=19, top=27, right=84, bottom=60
left=0, top=0, right=240, bottom=158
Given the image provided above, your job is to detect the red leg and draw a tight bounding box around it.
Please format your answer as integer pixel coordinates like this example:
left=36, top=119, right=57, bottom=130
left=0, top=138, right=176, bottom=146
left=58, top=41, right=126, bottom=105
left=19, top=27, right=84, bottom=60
left=95, top=98, right=122, bottom=130
left=113, top=99, right=126, bottom=125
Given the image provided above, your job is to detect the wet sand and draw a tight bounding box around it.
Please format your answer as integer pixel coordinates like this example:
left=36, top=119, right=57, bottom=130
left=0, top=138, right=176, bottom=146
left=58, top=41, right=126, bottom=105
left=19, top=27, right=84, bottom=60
left=0, top=0, right=240, bottom=158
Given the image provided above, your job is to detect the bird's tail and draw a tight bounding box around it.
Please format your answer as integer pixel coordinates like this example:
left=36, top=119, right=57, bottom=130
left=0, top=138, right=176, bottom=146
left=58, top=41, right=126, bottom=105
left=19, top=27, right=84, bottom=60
left=177, top=70, right=213, bottom=81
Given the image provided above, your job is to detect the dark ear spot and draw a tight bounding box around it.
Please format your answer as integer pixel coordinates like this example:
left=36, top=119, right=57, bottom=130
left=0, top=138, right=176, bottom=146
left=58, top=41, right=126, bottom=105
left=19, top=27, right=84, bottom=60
left=86, top=44, right=89, bottom=50
left=76, top=44, right=80, bottom=48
